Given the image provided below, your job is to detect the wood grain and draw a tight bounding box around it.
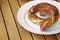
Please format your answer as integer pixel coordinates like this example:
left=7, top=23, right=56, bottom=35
left=0, top=8, right=8, bottom=40
left=45, top=35, right=57, bottom=40
left=56, top=33, right=60, bottom=40
left=8, top=0, right=33, bottom=40
left=57, top=0, right=60, bottom=2
left=18, top=0, right=29, bottom=6
left=32, top=34, right=45, bottom=40
left=1, top=0, right=20, bottom=40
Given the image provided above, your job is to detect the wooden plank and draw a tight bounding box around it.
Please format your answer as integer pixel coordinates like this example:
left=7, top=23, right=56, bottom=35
left=18, top=0, right=32, bottom=6
left=8, top=0, right=33, bottom=40
left=45, top=35, right=57, bottom=40
left=18, top=0, right=29, bottom=6
left=56, top=33, right=60, bottom=40
left=32, top=33, right=44, bottom=40
left=18, top=0, right=45, bottom=40
left=1, top=0, right=20, bottom=40
left=0, top=8, right=8, bottom=40
left=0, top=0, right=2, bottom=5
left=57, top=0, right=60, bottom=2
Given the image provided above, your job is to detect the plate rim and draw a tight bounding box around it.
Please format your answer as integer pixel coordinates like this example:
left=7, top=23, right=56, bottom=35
left=17, top=0, right=60, bottom=35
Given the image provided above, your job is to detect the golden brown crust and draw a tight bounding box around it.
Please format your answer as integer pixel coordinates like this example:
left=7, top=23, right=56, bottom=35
left=28, top=3, right=59, bottom=31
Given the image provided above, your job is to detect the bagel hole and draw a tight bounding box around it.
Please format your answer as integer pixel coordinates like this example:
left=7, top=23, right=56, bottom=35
left=35, top=12, right=49, bottom=19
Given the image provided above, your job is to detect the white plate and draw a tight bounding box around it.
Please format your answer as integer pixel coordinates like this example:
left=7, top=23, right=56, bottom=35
left=17, top=0, right=60, bottom=35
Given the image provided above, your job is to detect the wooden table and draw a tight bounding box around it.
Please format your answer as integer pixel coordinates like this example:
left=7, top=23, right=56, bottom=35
left=0, top=0, right=60, bottom=40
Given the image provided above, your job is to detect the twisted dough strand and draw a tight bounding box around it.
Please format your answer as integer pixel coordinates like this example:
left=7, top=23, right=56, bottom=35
left=28, top=3, right=59, bottom=31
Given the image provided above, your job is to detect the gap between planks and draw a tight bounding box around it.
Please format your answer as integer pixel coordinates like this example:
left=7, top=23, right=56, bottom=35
left=0, top=7, right=8, bottom=40
left=7, top=0, right=22, bottom=40
left=1, top=0, right=21, bottom=40
left=7, top=0, right=33, bottom=40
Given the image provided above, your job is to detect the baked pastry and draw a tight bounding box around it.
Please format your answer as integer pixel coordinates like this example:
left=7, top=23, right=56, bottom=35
left=28, top=3, right=59, bottom=31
